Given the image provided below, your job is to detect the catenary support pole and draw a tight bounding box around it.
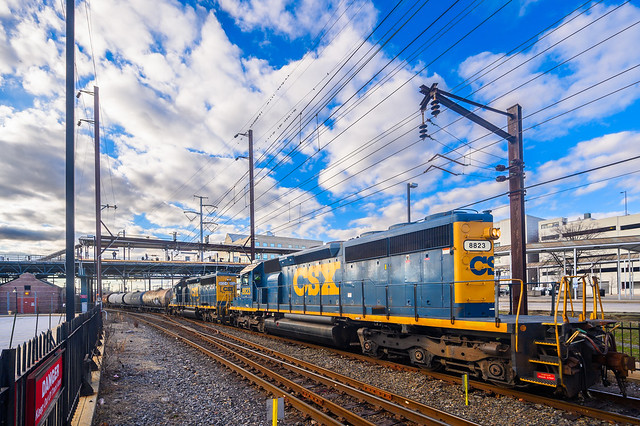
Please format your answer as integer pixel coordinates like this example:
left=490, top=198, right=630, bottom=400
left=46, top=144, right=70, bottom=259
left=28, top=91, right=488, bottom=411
left=507, top=105, right=528, bottom=315
left=249, top=129, right=255, bottom=262
left=65, top=0, right=75, bottom=322
left=94, top=86, right=101, bottom=306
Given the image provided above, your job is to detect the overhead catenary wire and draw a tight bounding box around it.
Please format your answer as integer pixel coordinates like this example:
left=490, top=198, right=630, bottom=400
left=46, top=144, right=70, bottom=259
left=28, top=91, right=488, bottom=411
left=249, top=74, right=640, bottom=235
left=212, top=0, right=497, bottom=226
left=250, top=0, right=512, bottom=200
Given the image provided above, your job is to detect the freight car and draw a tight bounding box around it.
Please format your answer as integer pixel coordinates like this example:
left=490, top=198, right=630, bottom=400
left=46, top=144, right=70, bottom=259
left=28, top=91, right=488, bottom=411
left=105, top=288, right=172, bottom=312
left=226, top=210, right=635, bottom=398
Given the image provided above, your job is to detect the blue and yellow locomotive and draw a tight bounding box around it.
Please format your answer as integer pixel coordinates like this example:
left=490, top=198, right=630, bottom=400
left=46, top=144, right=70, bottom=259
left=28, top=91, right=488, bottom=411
left=169, top=272, right=237, bottom=322
left=228, top=210, right=634, bottom=397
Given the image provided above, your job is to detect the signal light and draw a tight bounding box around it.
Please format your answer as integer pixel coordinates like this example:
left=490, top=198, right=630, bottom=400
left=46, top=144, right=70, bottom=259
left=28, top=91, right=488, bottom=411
left=419, top=124, right=428, bottom=140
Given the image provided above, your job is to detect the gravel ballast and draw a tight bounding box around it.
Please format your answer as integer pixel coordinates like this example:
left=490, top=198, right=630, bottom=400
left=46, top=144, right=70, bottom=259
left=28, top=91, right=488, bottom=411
left=93, top=313, right=298, bottom=425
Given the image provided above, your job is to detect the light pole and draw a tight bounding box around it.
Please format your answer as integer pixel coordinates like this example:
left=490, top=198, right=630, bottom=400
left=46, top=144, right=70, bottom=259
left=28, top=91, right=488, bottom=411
left=621, top=191, right=628, bottom=216
left=234, top=130, right=255, bottom=262
left=407, top=182, right=418, bottom=223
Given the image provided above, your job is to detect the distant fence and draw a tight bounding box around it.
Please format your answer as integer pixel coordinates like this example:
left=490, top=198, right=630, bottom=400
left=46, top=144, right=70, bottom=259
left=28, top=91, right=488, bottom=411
left=607, top=321, right=640, bottom=364
left=0, top=306, right=102, bottom=425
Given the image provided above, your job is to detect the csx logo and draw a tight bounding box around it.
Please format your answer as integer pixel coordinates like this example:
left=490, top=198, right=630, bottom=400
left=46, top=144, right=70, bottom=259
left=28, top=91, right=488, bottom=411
left=219, top=285, right=235, bottom=293
left=293, top=261, right=341, bottom=296
left=470, top=256, right=494, bottom=276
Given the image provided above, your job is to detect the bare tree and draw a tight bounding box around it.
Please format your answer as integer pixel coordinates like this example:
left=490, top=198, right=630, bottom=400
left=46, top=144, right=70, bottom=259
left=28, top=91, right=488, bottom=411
left=542, top=220, right=606, bottom=280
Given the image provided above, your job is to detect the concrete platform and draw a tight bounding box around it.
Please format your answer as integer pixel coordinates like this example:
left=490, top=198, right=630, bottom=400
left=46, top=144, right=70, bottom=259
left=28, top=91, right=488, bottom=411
left=71, top=338, right=104, bottom=426
left=499, top=295, right=640, bottom=315
left=0, top=314, right=65, bottom=349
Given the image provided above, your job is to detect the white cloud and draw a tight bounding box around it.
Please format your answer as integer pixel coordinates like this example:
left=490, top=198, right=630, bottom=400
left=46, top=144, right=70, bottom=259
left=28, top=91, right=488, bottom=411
left=1, top=0, right=639, bottom=257
left=217, top=0, right=375, bottom=39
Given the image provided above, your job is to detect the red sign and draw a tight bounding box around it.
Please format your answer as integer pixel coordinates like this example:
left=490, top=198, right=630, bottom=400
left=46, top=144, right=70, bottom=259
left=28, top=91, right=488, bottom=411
left=536, top=371, right=556, bottom=382
left=26, top=350, right=63, bottom=426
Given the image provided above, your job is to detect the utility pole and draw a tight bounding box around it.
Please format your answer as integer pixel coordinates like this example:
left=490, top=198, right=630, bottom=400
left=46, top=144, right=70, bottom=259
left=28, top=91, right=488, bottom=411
left=419, top=83, right=527, bottom=315
left=94, top=86, right=101, bottom=306
left=194, top=195, right=207, bottom=261
left=234, top=130, right=256, bottom=262
left=65, top=0, right=75, bottom=322
left=187, top=196, right=217, bottom=262
left=621, top=191, right=628, bottom=216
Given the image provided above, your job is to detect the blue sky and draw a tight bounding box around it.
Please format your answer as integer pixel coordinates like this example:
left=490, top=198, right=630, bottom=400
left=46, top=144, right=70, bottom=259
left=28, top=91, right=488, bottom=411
left=1, top=0, right=639, bottom=255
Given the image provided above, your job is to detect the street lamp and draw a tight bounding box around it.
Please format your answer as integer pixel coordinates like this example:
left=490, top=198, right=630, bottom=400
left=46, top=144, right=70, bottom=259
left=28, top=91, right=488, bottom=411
left=407, top=182, right=418, bottom=223
left=234, top=130, right=255, bottom=262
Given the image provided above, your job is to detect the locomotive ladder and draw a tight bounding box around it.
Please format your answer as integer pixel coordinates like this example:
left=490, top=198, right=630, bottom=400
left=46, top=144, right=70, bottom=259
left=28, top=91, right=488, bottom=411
left=520, top=275, right=605, bottom=391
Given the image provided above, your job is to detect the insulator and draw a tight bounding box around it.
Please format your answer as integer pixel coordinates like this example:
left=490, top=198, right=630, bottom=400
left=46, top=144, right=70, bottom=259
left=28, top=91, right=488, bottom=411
left=419, top=124, right=428, bottom=140
left=495, top=164, right=506, bottom=172
left=430, top=102, right=440, bottom=117
left=496, top=175, right=507, bottom=183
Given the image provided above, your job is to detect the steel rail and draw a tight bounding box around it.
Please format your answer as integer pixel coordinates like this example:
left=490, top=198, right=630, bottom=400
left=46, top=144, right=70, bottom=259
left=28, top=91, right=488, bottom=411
left=175, top=316, right=476, bottom=426
left=587, top=389, right=640, bottom=410
left=168, top=316, right=473, bottom=426
left=148, top=313, right=460, bottom=426
left=129, top=314, right=345, bottom=426
left=108, top=309, right=639, bottom=424
left=168, top=314, right=640, bottom=425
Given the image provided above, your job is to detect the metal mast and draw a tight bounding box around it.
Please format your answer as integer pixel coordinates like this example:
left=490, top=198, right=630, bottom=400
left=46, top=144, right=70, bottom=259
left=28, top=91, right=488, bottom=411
left=419, top=83, right=528, bottom=315
left=94, top=86, right=101, bottom=305
left=65, top=0, right=75, bottom=322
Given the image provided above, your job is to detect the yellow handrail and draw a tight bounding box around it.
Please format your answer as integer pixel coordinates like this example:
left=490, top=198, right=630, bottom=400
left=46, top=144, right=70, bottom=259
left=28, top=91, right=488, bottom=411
left=590, top=276, right=605, bottom=320
left=491, top=278, right=524, bottom=352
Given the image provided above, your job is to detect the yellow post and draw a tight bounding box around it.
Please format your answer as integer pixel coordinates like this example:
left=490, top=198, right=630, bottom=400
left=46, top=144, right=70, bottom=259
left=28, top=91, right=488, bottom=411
left=272, top=398, right=278, bottom=426
left=463, top=374, right=469, bottom=406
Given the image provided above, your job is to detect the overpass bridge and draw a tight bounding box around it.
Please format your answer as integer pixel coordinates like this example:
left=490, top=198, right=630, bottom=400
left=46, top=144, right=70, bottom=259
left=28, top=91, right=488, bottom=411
left=0, top=258, right=248, bottom=283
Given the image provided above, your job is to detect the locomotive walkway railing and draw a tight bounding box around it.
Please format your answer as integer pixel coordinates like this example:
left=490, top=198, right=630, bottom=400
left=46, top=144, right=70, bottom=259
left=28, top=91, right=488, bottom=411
left=0, top=306, right=102, bottom=425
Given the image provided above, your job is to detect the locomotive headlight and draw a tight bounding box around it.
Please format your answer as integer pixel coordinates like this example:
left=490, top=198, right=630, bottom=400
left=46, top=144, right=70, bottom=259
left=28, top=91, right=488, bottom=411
left=483, top=227, right=501, bottom=240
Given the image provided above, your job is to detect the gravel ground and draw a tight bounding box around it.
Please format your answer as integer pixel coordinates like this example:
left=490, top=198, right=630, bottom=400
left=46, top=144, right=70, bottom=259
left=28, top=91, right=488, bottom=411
left=92, top=313, right=304, bottom=425
left=94, top=313, right=639, bottom=425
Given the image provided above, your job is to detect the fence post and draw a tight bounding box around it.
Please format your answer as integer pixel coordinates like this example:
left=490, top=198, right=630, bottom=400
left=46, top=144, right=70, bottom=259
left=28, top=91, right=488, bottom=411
left=0, top=349, right=17, bottom=425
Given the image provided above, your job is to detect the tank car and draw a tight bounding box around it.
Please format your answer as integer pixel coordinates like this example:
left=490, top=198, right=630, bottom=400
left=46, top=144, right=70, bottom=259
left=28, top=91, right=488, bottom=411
left=229, top=210, right=635, bottom=397
left=123, top=291, right=145, bottom=306
left=107, top=292, right=126, bottom=305
left=142, top=288, right=173, bottom=308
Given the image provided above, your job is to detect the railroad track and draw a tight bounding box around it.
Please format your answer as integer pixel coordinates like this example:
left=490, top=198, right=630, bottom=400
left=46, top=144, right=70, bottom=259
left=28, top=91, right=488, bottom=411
left=162, top=313, right=640, bottom=425
left=126, top=311, right=477, bottom=426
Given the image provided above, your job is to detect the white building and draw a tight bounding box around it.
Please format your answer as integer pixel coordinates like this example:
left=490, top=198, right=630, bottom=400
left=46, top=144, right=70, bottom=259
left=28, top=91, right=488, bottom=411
left=493, top=215, right=544, bottom=282
left=533, top=212, right=640, bottom=297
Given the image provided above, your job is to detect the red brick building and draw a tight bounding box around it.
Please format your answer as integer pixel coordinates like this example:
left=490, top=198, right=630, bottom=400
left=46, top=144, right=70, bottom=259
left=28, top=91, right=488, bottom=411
left=0, top=273, right=63, bottom=314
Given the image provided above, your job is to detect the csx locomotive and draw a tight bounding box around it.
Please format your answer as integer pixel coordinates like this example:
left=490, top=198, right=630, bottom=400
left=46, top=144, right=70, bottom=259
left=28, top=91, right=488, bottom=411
left=109, top=210, right=635, bottom=397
